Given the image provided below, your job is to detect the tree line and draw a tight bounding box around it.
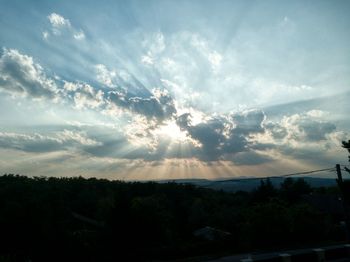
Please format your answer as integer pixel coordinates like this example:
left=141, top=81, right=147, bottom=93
left=0, top=174, right=346, bottom=261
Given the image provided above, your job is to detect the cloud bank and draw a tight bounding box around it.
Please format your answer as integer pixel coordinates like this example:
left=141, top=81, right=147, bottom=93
left=0, top=47, right=346, bottom=169
left=1, top=2, right=349, bottom=178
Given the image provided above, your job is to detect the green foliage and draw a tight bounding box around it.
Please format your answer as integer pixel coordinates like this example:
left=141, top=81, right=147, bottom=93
left=0, top=174, right=343, bottom=261
left=342, top=140, right=350, bottom=173
left=280, top=177, right=312, bottom=202
left=252, top=178, right=277, bottom=202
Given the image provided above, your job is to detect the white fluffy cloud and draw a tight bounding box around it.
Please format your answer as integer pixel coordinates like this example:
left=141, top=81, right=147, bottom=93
left=0, top=48, right=58, bottom=99
left=266, top=111, right=337, bottom=143
left=45, top=13, right=85, bottom=40
left=63, top=81, right=104, bottom=109
left=95, top=64, right=117, bottom=87
left=48, top=13, right=71, bottom=31
left=0, top=47, right=346, bottom=167
left=248, top=110, right=348, bottom=165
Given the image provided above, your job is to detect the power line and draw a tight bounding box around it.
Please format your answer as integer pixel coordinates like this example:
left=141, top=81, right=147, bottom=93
left=215, top=167, right=336, bottom=183
left=275, top=167, right=335, bottom=177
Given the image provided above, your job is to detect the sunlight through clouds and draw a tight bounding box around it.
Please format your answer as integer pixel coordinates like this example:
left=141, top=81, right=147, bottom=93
left=0, top=0, right=349, bottom=179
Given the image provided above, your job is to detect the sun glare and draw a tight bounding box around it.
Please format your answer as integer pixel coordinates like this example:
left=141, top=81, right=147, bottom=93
left=155, top=120, right=188, bottom=142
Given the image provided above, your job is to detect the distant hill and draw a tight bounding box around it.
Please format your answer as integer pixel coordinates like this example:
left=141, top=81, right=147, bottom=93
left=156, top=177, right=338, bottom=192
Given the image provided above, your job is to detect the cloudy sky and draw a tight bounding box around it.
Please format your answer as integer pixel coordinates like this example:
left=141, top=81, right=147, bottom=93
left=0, top=0, right=349, bottom=180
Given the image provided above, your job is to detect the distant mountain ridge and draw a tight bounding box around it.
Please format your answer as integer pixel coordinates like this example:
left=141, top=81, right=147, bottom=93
left=155, top=177, right=338, bottom=192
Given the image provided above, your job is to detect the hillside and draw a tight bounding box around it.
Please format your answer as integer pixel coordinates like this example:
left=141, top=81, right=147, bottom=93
left=0, top=174, right=347, bottom=261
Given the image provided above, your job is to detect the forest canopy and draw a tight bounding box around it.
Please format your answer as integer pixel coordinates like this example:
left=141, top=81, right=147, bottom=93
left=0, top=174, right=346, bottom=261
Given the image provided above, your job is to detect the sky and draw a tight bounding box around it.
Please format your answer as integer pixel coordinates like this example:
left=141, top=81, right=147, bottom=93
left=0, top=0, right=350, bottom=180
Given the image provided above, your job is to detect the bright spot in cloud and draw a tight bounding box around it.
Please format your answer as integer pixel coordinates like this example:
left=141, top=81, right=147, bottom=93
left=154, top=120, right=188, bottom=142
left=0, top=1, right=349, bottom=179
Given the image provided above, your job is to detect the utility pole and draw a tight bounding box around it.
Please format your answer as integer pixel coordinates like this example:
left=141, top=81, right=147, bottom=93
left=336, top=164, right=343, bottom=184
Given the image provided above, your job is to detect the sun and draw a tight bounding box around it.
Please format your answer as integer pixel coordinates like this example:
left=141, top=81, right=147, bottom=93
left=154, top=120, right=188, bottom=142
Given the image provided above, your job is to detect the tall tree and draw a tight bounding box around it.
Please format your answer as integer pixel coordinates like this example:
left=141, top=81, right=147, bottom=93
left=342, top=140, right=350, bottom=174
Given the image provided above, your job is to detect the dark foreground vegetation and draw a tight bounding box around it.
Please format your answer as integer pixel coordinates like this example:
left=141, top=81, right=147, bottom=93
left=0, top=174, right=348, bottom=261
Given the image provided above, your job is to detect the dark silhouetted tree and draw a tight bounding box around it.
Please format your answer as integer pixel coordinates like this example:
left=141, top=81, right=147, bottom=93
left=280, top=178, right=311, bottom=202
left=253, top=178, right=277, bottom=202
left=342, top=140, right=350, bottom=174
